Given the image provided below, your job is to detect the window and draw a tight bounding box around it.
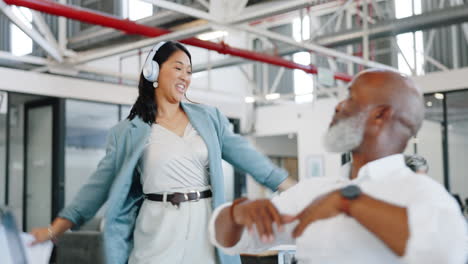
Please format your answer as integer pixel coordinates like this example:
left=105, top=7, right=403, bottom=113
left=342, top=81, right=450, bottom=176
left=64, top=100, right=119, bottom=213
left=292, top=16, right=310, bottom=42
left=292, top=17, right=314, bottom=103
left=395, top=0, right=424, bottom=75
left=10, top=7, right=33, bottom=56
left=123, top=0, right=153, bottom=21
left=293, top=52, right=314, bottom=103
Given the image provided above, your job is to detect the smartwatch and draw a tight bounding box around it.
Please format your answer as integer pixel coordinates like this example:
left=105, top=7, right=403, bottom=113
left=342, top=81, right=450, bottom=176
left=340, top=185, right=362, bottom=215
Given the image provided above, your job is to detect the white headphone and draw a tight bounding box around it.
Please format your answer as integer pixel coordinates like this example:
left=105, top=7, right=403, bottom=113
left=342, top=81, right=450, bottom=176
left=142, top=41, right=166, bottom=88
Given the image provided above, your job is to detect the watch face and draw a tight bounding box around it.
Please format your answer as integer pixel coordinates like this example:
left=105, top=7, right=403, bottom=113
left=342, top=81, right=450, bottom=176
left=341, top=185, right=361, bottom=200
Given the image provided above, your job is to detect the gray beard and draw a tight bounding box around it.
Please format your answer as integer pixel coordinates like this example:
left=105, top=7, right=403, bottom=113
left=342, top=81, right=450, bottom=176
left=324, top=111, right=367, bottom=153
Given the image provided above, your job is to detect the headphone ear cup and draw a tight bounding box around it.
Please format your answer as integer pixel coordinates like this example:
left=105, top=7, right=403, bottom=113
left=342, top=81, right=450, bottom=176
left=142, top=41, right=165, bottom=82
left=151, top=61, right=159, bottom=82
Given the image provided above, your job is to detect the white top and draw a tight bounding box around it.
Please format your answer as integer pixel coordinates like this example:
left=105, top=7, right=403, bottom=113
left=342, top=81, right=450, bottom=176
left=210, top=154, right=468, bottom=264
left=140, top=122, right=210, bottom=193
left=129, top=123, right=216, bottom=264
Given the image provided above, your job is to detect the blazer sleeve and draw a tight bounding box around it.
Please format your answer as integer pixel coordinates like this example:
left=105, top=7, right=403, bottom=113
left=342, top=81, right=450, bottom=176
left=215, top=108, right=288, bottom=191
left=58, top=128, right=118, bottom=227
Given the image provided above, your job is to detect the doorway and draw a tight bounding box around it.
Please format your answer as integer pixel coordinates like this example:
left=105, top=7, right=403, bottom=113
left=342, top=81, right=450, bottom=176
left=20, top=97, right=64, bottom=231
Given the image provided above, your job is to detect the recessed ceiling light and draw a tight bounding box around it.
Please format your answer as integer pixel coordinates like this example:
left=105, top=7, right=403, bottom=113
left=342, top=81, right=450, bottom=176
left=196, top=31, right=228, bottom=41
left=434, top=93, right=444, bottom=100
left=265, top=93, right=280, bottom=100
left=245, top=96, right=255, bottom=103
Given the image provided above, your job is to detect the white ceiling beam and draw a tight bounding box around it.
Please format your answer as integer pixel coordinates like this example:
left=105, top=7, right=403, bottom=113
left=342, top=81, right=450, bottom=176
left=412, top=66, right=468, bottom=93
left=0, top=66, right=245, bottom=118
left=58, top=0, right=66, bottom=50
left=392, top=39, right=415, bottom=75
left=237, top=24, right=398, bottom=71
left=142, top=0, right=222, bottom=22
left=0, top=50, right=48, bottom=65
left=31, top=10, right=61, bottom=53
left=229, top=0, right=320, bottom=24
left=255, top=1, right=344, bottom=29
left=0, top=66, right=136, bottom=104
left=309, top=0, right=353, bottom=39
left=74, top=65, right=139, bottom=81
left=0, top=0, right=63, bottom=62
left=422, top=53, right=450, bottom=72
left=370, top=0, right=384, bottom=19
left=269, top=67, right=285, bottom=94
left=71, top=24, right=211, bottom=64
left=450, top=0, right=468, bottom=45
left=142, top=0, right=397, bottom=71
left=195, top=0, right=209, bottom=10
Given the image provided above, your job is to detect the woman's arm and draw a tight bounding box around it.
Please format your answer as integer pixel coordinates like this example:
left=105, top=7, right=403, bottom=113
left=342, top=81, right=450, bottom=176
left=215, top=108, right=289, bottom=191
left=30, top=217, right=74, bottom=245
left=30, top=128, right=119, bottom=244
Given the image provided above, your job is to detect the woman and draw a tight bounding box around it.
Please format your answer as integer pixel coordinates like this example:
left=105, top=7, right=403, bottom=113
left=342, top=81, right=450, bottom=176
left=30, top=41, right=291, bottom=264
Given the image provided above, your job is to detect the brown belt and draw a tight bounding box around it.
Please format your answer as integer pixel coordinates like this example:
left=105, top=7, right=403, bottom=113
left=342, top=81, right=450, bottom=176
left=144, top=190, right=212, bottom=208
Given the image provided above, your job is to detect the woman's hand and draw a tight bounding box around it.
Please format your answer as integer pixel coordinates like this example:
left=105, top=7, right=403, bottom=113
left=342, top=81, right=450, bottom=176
left=29, top=217, right=73, bottom=246
left=29, top=226, right=55, bottom=245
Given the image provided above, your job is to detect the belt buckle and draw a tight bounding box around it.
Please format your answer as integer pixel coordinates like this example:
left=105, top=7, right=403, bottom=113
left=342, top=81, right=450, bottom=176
left=189, top=190, right=201, bottom=202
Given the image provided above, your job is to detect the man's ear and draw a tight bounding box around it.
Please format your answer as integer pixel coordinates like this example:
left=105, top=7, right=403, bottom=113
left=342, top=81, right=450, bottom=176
left=370, top=105, right=393, bottom=126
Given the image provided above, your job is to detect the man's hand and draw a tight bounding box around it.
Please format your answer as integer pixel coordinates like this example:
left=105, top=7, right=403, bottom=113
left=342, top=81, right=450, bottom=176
left=233, top=199, right=295, bottom=243
left=292, top=191, right=342, bottom=238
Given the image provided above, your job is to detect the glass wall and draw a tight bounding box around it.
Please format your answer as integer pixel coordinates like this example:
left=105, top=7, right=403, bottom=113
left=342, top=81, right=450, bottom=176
left=64, top=100, right=119, bottom=213
left=446, top=91, right=468, bottom=202
left=0, top=92, right=7, bottom=206
left=0, top=91, right=133, bottom=227
left=6, top=93, right=47, bottom=227
left=418, top=90, right=468, bottom=210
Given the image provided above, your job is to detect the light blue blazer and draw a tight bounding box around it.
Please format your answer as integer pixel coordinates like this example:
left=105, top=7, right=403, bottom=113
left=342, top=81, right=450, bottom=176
left=58, top=102, right=288, bottom=264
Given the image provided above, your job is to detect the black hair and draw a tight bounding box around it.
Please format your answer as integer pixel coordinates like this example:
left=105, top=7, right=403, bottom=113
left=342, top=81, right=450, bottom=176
left=127, top=41, right=192, bottom=124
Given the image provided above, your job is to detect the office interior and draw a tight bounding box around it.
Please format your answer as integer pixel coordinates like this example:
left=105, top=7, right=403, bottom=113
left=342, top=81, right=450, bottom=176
left=1, top=0, right=468, bottom=263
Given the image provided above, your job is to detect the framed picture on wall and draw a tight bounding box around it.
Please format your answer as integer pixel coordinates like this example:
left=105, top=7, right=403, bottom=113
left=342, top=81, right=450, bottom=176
left=306, top=155, right=324, bottom=178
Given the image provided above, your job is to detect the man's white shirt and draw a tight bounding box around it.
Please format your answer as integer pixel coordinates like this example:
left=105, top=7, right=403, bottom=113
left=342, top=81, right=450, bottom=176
left=209, top=154, right=468, bottom=264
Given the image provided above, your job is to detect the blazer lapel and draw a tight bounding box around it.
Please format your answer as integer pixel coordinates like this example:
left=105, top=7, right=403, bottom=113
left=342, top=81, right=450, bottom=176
left=130, top=116, right=151, bottom=153
left=181, top=102, right=215, bottom=151
left=181, top=103, right=221, bottom=188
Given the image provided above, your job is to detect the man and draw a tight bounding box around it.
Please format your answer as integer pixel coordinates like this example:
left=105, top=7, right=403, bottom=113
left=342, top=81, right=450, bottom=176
left=209, top=69, right=467, bottom=264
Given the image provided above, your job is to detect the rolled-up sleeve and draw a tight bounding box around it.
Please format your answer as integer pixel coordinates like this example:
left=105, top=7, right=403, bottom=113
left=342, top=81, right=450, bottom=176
left=401, top=183, right=468, bottom=263
left=215, top=108, right=288, bottom=191
left=209, top=185, right=302, bottom=255
left=209, top=203, right=252, bottom=255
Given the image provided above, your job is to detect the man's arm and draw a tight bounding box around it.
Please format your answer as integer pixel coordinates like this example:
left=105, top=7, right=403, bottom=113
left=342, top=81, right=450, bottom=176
left=214, top=203, right=245, bottom=247
left=291, top=191, right=408, bottom=256
left=214, top=199, right=291, bottom=248
left=348, top=194, right=409, bottom=256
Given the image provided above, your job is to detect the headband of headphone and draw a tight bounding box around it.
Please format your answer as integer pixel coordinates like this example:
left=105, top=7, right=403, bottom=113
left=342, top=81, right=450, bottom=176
left=142, top=41, right=166, bottom=82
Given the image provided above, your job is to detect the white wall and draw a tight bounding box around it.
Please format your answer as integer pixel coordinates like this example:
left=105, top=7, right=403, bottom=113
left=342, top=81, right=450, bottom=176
left=253, top=134, right=298, bottom=157
left=254, top=98, right=342, bottom=181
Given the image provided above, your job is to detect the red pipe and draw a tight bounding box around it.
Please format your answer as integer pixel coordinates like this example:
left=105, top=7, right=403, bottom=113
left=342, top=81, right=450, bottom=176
left=4, top=0, right=353, bottom=82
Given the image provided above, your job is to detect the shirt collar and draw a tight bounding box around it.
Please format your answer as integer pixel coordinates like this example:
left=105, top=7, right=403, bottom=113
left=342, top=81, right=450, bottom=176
left=342, top=154, right=407, bottom=182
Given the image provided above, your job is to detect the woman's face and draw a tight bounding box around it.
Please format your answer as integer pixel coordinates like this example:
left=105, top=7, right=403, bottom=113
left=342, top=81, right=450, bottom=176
left=156, top=50, right=192, bottom=103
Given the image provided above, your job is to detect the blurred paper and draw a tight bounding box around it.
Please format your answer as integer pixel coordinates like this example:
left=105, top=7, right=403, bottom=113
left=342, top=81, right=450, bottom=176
left=0, top=225, right=53, bottom=264
left=21, top=233, right=53, bottom=264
